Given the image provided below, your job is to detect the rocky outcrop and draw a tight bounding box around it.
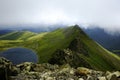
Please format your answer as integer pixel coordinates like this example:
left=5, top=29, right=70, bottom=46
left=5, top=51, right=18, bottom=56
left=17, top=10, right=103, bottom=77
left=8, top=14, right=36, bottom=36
left=49, top=49, right=91, bottom=68
left=0, top=57, right=19, bottom=80
left=0, top=57, right=120, bottom=80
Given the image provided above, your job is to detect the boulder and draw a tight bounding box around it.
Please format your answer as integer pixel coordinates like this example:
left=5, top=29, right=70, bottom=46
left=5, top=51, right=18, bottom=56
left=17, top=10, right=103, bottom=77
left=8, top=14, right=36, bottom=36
left=75, top=67, right=91, bottom=76
left=0, top=57, right=19, bottom=80
left=110, top=74, right=117, bottom=80
left=97, top=77, right=106, bottom=80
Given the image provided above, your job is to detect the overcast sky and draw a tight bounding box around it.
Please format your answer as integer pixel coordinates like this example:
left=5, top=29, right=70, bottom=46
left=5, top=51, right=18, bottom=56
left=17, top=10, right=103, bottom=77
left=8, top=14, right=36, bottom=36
left=0, top=0, right=120, bottom=33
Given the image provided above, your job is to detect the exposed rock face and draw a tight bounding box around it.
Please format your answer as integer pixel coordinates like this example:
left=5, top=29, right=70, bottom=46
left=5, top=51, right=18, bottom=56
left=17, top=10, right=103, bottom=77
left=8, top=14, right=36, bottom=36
left=49, top=48, right=91, bottom=68
left=69, top=38, right=89, bottom=56
left=0, top=57, right=120, bottom=80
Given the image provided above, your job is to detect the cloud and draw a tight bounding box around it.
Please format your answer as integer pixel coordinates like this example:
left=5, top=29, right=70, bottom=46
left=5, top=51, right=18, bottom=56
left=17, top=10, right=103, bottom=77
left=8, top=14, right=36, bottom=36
left=0, top=0, right=120, bottom=33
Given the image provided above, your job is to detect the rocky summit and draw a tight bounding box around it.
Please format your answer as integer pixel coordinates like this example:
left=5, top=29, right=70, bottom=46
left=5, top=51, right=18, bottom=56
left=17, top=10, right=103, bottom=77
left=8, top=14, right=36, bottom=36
left=0, top=57, right=120, bottom=80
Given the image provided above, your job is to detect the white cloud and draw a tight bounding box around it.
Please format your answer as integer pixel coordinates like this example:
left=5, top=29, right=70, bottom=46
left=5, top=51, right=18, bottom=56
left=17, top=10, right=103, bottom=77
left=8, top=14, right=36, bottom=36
left=0, top=0, right=120, bottom=33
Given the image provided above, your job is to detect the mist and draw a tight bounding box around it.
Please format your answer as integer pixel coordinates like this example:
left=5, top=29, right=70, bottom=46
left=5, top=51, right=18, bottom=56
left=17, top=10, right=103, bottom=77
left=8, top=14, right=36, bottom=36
left=0, top=0, right=120, bottom=34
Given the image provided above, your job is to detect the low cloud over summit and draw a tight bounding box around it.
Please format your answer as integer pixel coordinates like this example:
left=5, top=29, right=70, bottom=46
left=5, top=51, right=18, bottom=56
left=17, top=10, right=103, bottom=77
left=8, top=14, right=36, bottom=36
left=0, top=0, right=120, bottom=33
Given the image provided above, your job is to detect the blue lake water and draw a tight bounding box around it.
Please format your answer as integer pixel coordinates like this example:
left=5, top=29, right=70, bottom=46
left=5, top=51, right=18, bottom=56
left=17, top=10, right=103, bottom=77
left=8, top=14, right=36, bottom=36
left=0, top=47, right=38, bottom=64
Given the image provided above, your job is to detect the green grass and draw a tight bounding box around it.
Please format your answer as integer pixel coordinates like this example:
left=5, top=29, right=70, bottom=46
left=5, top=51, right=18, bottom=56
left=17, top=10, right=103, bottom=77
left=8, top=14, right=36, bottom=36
left=76, top=31, right=120, bottom=70
left=23, top=26, right=120, bottom=70
left=24, top=27, right=76, bottom=62
left=0, top=26, right=120, bottom=71
left=0, top=40, right=23, bottom=51
left=0, top=31, right=36, bottom=40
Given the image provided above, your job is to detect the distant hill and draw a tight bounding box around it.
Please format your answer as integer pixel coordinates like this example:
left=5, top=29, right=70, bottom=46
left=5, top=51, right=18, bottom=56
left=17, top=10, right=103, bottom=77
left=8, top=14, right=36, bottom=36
left=83, top=28, right=120, bottom=55
left=0, top=31, right=37, bottom=40
left=0, top=24, right=66, bottom=33
left=0, top=25, right=120, bottom=71
left=0, top=29, right=13, bottom=35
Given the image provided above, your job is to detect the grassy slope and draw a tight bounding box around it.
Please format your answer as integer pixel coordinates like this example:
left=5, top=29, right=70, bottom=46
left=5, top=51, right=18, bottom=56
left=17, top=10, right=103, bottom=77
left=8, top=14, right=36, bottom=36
left=24, top=27, right=76, bottom=63
left=0, top=26, right=120, bottom=71
left=0, top=31, right=36, bottom=51
left=23, top=26, right=120, bottom=70
left=0, top=40, right=23, bottom=51
left=0, top=31, right=36, bottom=40
left=76, top=29, right=120, bottom=70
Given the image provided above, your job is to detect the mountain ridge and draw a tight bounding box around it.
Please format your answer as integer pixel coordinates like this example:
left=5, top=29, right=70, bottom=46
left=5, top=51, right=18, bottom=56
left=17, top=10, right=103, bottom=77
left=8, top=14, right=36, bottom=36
left=83, top=27, right=120, bottom=51
left=0, top=25, right=120, bottom=71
